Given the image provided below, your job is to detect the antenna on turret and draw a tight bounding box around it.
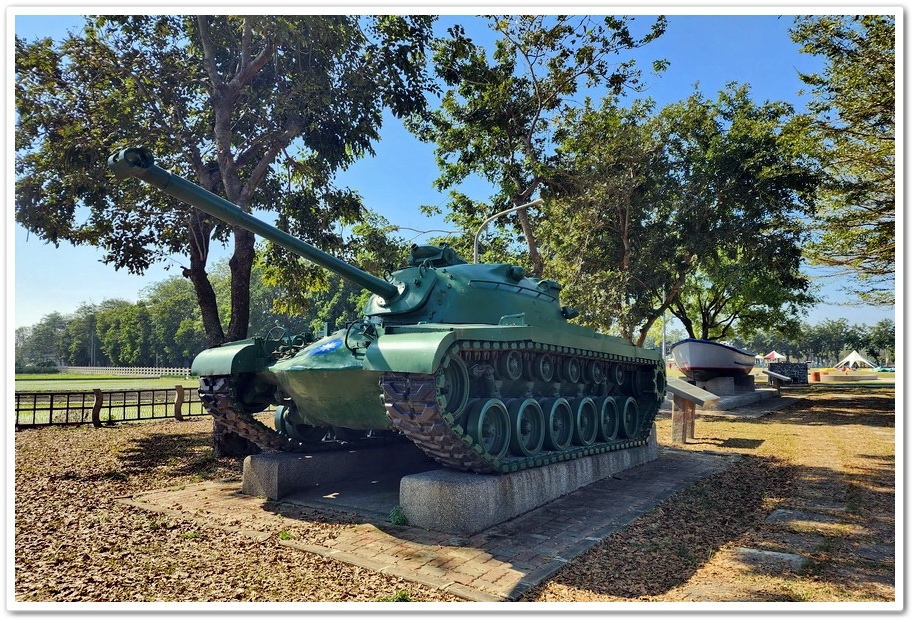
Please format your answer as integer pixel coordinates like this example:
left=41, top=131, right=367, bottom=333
left=473, top=199, right=544, bottom=263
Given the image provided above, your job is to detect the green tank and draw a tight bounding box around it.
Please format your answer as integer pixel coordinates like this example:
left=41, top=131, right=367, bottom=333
left=108, top=147, right=666, bottom=474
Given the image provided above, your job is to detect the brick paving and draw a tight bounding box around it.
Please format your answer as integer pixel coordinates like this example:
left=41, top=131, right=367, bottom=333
left=119, top=446, right=731, bottom=601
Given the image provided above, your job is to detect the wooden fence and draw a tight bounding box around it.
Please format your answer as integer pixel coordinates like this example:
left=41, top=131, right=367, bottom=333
left=14, top=385, right=209, bottom=429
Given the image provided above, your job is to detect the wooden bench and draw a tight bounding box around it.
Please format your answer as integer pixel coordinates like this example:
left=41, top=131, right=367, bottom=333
left=666, top=377, right=720, bottom=444
left=761, top=369, right=792, bottom=394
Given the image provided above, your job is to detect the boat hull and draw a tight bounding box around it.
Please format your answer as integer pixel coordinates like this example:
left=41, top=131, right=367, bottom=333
left=671, top=339, right=756, bottom=382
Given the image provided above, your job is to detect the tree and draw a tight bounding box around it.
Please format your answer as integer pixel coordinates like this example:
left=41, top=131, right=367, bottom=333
left=14, top=327, right=31, bottom=369
left=16, top=312, right=69, bottom=366
left=539, top=98, right=674, bottom=344
left=673, top=245, right=815, bottom=341
left=141, top=277, right=208, bottom=366
left=409, top=14, right=668, bottom=275
left=94, top=299, right=148, bottom=366
left=257, top=210, right=412, bottom=333
left=790, top=15, right=896, bottom=305
left=16, top=14, right=436, bottom=348
left=540, top=85, right=817, bottom=345
left=814, top=318, right=853, bottom=363
left=866, top=318, right=895, bottom=365
left=61, top=303, right=107, bottom=366
left=659, top=85, right=818, bottom=339
left=17, top=15, right=436, bottom=455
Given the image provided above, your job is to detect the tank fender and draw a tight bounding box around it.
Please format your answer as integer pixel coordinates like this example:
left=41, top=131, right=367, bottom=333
left=191, top=339, right=263, bottom=376
left=363, top=331, right=457, bottom=374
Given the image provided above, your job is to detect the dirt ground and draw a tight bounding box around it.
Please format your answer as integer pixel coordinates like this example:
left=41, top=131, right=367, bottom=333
left=12, top=384, right=897, bottom=608
left=527, top=384, right=897, bottom=604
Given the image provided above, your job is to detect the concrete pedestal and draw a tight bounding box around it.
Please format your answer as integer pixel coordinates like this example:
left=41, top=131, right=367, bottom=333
left=734, top=374, right=756, bottom=392
left=400, top=427, right=659, bottom=535
left=241, top=442, right=433, bottom=500
left=242, top=428, right=660, bottom=536
left=697, top=376, right=735, bottom=396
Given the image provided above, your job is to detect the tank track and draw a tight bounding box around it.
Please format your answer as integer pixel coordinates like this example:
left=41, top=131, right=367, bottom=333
left=198, top=375, right=406, bottom=453
left=381, top=339, right=666, bottom=474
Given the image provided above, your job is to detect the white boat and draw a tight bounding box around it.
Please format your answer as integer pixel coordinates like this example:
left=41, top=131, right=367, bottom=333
left=671, top=338, right=756, bottom=381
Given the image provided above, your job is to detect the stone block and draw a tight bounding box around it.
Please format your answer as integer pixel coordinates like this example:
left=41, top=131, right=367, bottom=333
left=399, top=427, right=659, bottom=535
left=697, top=376, right=735, bottom=396
left=241, top=443, right=430, bottom=500
left=734, top=374, right=756, bottom=393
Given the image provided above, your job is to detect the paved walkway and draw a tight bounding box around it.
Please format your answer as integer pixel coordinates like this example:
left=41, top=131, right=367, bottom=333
left=119, top=447, right=731, bottom=601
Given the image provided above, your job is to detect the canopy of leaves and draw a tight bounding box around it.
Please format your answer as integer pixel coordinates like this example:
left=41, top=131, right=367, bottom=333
left=408, top=15, right=668, bottom=275
left=16, top=15, right=436, bottom=344
left=541, top=84, right=818, bottom=345
left=540, top=98, right=670, bottom=343
left=258, top=211, right=412, bottom=330
left=790, top=15, right=896, bottom=305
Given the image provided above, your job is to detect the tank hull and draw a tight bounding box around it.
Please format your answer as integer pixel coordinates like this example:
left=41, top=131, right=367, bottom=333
left=265, top=332, right=390, bottom=430
left=195, top=323, right=666, bottom=473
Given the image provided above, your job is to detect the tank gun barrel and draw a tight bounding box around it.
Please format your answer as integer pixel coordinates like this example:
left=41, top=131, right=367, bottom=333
left=107, top=147, right=401, bottom=301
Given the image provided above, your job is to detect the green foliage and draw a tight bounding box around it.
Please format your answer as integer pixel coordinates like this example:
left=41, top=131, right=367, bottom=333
left=865, top=318, right=895, bottom=365
left=388, top=505, right=408, bottom=526
left=541, top=98, right=667, bottom=342
left=377, top=589, right=412, bottom=602
left=674, top=245, right=817, bottom=341
left=94, top=299, right=152, bottom=366
left=15, top=312, right=69, bottom=366
left=541, top=84, right=817, bottom=344
left=16, top=15, right=437, bottom=346
left=258, top=212, right=412, bottom=332
left=409, top=15, right=668, bottom=275
left=790, top=15, right=896, bottom=305
left=141, top=277, right=208, bottom=365
left=657, top=85, right=818, bottom=340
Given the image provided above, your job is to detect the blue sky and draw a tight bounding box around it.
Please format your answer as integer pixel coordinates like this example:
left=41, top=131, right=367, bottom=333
left=8, top=5, right=901, bottom=332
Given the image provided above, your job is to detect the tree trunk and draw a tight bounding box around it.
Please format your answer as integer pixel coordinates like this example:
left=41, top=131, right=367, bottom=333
left=213, top=228, right=258, bottom=457
left=184, top=205, right=225, bottom=347
left=226, top=227, right=255, bottom=342
left=516, top=208, right=544, bottom=277
left=184, top=207, right=260, bottom=457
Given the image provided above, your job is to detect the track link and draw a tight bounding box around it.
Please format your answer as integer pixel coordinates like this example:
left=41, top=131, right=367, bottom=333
left=381, top=340, right=665, bottom=473
left=198, top=375, right=405, bottom=453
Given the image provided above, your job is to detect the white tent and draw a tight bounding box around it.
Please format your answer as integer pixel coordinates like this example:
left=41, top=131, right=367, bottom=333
left=834, top=350, right=876, bottom=369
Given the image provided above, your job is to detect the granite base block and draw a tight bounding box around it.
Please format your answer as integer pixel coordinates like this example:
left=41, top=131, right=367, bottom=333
left=241, top=443, right=431, bottom=500
left=399, top=426, right=659, bottom=535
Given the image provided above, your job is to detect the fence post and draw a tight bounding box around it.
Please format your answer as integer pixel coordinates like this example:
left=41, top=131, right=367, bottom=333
left=173, top=384, right=185, bottom=421
left=91, top=389, right=104, bottom=427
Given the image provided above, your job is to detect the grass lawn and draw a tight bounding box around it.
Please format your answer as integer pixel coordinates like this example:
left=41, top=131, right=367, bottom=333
left=14, top=374, right=199, bottom=392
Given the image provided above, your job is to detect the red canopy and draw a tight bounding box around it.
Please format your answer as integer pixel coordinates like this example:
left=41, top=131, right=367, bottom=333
left=763, top=351, right=785, bottom=360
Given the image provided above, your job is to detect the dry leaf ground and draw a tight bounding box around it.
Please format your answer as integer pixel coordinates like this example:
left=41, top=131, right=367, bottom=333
left=13, top=384, right=896, bottom=606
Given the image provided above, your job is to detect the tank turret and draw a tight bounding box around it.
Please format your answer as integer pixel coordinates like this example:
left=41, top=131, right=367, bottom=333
left=108, top=147, right=666, bottom=474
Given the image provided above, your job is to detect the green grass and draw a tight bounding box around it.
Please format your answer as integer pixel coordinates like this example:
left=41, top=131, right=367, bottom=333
left=377, top=589, right=412, bottom=602
left=15, top=374, right=200, bottom=392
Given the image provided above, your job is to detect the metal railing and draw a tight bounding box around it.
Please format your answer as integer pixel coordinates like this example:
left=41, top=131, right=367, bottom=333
left=14, top=385, right=209, bottom=429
